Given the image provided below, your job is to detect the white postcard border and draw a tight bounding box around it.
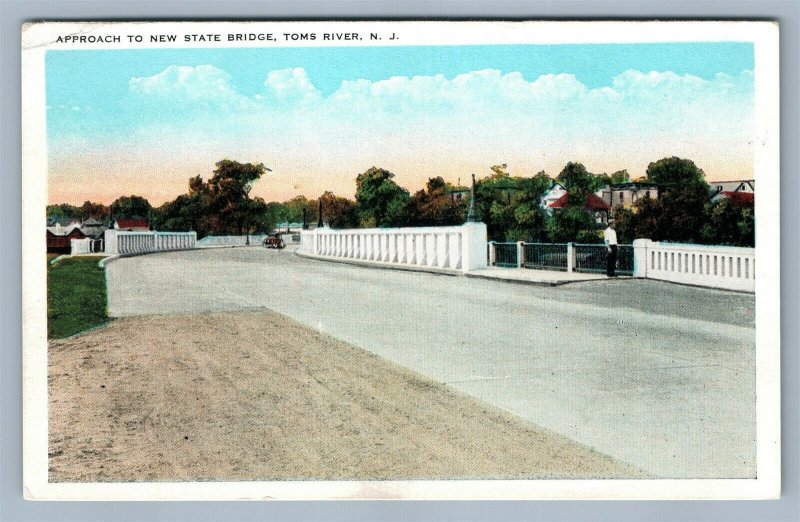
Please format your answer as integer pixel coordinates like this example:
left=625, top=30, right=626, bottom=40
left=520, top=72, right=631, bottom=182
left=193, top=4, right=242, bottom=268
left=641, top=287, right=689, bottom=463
left=22, top=20, right=781, bottom=501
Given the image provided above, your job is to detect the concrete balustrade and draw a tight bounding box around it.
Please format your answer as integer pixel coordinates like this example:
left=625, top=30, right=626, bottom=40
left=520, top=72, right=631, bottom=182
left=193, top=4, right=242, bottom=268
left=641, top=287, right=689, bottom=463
left=196, top=235, right=276, bottom=248
left=632, top=239, right=755, bottom=292
left=299, top=223, right=488, bottom=273
left=104, top=229, right=196, bottom=255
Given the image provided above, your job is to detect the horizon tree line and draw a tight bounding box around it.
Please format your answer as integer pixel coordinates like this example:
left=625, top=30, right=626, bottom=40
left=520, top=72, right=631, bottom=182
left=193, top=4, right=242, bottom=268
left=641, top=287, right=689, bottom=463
left=46, top=157, right=754, bottom=247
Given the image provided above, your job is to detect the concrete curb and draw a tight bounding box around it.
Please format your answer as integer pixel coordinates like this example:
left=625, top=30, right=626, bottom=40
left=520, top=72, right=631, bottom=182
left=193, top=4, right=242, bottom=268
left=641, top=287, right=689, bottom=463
left=195, top=244, right=266, bottom=250
left=49, top=254, right=71, bottom=266
left=101, top=244, right=276, bottom=268
left=295, top=251, right=461, bottom=277
left=98, top=248, right=200, bottom=268
left=98, top=255, right=120, bottom=268
left=465, top=272, right=566, bottom=287
left=464, top=272, right=631, bottom=287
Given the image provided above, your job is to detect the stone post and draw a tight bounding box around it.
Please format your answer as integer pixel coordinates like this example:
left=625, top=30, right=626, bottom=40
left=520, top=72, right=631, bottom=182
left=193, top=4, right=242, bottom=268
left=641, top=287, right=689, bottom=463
left=516, top=241, right=525, bottom=268
left=104, top=229, right=118, bottom=255
left=567, top=242, right=575, bottom=273
left=461, top=221, right=488, bottom=273
left=632, top=238, right=651, bottom=278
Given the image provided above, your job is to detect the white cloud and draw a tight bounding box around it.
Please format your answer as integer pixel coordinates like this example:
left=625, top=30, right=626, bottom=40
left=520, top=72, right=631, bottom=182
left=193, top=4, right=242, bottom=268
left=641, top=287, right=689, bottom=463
left=129, top=65, right=250, bottom=110
left=263, top=67, right=321, bottom=106
left=127, top=65, right=753, bottom=128
left=325, top=69, right=590, bottom=114
left=119, top=65, right=754, bottom=185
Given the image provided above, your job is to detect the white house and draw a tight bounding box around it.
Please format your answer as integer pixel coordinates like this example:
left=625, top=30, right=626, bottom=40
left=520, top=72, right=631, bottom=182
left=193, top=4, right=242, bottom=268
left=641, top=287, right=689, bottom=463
left=709, top=179, right=754, bottom=196
left=540, top=182, right=568, bottom=211
left=601, top=182, right=660, bottom=209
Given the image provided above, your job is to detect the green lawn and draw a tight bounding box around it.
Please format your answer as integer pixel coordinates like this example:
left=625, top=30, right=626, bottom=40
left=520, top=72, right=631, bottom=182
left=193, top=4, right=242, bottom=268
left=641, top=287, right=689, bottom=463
left=48, top=256, right=109, bottom=339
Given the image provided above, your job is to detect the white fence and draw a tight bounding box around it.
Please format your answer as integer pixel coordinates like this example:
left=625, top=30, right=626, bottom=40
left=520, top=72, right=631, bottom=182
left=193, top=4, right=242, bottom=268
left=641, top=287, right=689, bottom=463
left=104, top=230, right=196, bottom=255
left=197, top=233, right=301, bottom=248
left=70, top=238, right=92, bottom=255
left=633, top=239, right=755, bottom=292
left=299, top=223, right=488, bottom=273
left=197, top=235, right=269, bottom=248
left=70, top=238, right=104, bottom=255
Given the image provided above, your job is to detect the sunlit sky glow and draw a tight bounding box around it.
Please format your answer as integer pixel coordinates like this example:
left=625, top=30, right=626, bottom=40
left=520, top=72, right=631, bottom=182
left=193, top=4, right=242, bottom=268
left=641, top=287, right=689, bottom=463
left=46, top=43, right=755, bottom=205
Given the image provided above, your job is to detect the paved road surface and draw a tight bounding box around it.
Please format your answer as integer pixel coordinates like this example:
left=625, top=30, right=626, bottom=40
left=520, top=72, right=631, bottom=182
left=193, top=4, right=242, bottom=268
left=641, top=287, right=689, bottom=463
left=106, top=247, right=756, bottom=478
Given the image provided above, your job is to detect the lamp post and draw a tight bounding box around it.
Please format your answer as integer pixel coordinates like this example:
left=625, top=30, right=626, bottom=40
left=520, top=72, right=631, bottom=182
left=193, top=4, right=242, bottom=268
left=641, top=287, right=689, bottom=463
left=467, top=174, right=478, bottom=223
left=317, top=198, right=324, bottom=228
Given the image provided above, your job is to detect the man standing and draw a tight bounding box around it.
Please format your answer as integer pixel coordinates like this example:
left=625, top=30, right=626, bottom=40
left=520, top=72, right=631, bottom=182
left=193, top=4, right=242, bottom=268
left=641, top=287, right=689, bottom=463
left=604, top=219, right=618, bottom=277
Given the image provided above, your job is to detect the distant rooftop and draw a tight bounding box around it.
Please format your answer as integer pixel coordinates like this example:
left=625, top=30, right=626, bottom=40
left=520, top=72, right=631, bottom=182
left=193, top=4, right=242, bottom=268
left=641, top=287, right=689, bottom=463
left=549, top=192, right=611, bottom=211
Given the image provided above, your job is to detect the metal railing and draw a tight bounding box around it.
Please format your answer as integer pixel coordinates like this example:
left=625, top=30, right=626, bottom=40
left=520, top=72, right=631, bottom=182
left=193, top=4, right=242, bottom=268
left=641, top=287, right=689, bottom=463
left=488, top=241, right=633, bottom=275
left=574, top=243, right=634, bottom=275
left=493, top=243, right=518, bottom=267
left=523, top=243, right=569, bottom=272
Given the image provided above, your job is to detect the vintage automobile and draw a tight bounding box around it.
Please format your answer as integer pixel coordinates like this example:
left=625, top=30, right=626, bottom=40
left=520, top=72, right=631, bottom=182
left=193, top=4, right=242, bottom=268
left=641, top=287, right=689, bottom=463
left=262, top=233, right=286, bottom=249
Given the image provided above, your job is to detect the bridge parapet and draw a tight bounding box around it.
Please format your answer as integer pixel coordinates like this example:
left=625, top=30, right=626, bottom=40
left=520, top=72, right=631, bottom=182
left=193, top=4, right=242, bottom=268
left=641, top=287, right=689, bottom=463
left=104, top=230, right=197, bottom=255
left=633, top=239, right=755, bottom=292
left=299, top=223, right=488, bottom=273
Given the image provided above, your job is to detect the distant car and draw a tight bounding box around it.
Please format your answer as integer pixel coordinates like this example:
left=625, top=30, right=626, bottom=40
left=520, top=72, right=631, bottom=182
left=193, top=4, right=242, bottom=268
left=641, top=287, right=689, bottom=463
left=262, top=234, right=285, bottom=249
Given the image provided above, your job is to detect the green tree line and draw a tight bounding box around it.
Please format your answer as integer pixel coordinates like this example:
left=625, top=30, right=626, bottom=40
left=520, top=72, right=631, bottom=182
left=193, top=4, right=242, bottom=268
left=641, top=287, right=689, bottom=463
left=47, top=157, right=754, bottom=247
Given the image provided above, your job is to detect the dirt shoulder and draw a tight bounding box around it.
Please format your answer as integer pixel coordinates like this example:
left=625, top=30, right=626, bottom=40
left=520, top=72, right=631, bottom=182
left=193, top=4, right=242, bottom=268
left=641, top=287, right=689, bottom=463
left=49, top=311, right=642, bottom=481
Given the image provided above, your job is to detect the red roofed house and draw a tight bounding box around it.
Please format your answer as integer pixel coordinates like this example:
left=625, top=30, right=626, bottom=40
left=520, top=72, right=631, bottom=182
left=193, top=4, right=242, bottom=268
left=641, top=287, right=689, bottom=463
left=114, top=218, right=150, bottom=231
left=46, top=222, right=86, bottom=253
left=540, top=182, right=568, bottom=210
left=547, top=192, right=612, bottom=224
left=711, top=191, right=755, bottom=208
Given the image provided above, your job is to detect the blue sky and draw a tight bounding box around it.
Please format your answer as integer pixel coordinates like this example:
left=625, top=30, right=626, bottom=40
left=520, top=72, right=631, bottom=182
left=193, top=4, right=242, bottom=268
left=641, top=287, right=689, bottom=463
left=46, top=43, right=755, bottom=204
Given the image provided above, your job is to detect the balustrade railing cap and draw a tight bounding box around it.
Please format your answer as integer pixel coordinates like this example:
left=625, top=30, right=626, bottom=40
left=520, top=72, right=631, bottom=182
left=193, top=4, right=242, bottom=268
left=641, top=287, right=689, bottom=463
left=315, top=225, right=470, bottom=235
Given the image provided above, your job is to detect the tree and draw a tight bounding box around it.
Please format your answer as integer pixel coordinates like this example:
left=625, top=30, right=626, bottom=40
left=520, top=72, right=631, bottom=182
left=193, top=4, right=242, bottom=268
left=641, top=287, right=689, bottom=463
left=546, top=207, right=601, bottom=243
left=644, top=157, right=710, bottom=243
left=205, top=159, right=270, bottom=234
left=410, top=177, right=466, bottom=227
left=737, top=207, right=755, bottom=247
left=610, top=169, right=632, bottom=184
left=239, top=197, right=273, bottom=235
left=76, top=201, right=110, bottom=220
left=489, top=164, right=509, bottom=176
left=700, top=199, right=755, bottom=247
left=110, top=195, right=152, bottom=219
left=264, top=201, right=289, bottom=228
left=154, top=193, right=210, bottom=235
left=354, top=167, right=411, bottom=227
left=153, top=159, right=272, bottom=237
left=505, top=172, right=552, bottom=241
left=46, top=203, right=82, bottom=222
left=611, top=205, right=637, bottom=244
left=209, top=160, right=268, bottom=234
left=283, top=195, right=316, bottom=225
left=477, top=168, right=552, bottom=241
left=646, top=157, right=707, bottom=188
left=597, top=169, right=632, bottom=187
left=614, top=194, right=665, bottom=242
left=317, top=191, right=359, bottom=229
left=556, top=162, right=595, bottom=200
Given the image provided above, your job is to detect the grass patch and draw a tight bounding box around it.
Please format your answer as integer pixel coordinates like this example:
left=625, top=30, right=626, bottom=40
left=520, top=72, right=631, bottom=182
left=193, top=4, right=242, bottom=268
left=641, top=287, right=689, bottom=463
left=48, top=256, right=108, bottom=339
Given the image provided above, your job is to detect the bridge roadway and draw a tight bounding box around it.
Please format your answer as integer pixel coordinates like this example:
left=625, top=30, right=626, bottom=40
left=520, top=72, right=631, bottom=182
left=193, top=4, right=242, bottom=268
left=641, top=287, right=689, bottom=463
left=106, top=246, right=756, bottom=479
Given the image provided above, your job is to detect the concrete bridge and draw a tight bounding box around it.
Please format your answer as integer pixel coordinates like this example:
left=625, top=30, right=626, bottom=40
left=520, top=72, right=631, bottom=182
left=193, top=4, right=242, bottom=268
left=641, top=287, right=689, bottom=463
left=105, top=246, right=756, bottom=479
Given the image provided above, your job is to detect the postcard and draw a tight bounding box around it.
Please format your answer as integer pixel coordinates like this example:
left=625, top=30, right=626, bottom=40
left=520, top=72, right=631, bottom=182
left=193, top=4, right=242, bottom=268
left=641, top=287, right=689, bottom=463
left=22, top=20, right=780, bottom=500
